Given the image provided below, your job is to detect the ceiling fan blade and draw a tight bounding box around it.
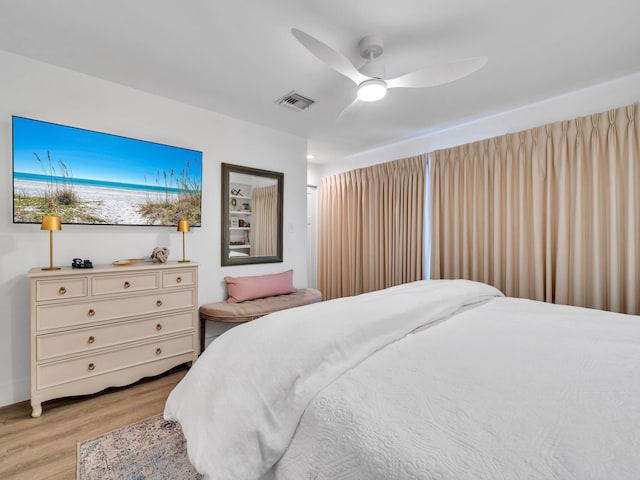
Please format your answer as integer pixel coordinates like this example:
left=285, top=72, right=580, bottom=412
left=336, top=97, right=366, bottom=123
left=386, top=56, right=488, bottom=89
left=291, top=28, right=366, bottom=85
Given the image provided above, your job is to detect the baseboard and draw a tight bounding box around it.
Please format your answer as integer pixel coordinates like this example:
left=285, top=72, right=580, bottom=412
left=0, top=377, right=30, bottom=408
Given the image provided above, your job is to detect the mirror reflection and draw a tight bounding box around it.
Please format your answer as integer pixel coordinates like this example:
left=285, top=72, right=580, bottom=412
left=221, top=163, right=283, bottom=266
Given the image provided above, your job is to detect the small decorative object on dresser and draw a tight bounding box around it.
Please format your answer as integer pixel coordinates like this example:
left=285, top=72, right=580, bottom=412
left=27, top=261, right=198, bottom=417
left=72, top=258, right=94, bottom=269
left=150, top=247, right=170, bottom=263
left=112, top=258, right=145, bottom=266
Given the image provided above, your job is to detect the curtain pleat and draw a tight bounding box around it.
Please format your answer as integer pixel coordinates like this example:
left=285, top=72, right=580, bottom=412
left=319, top=155, right=427, bottom=300
left=430, top=103, right=640, bottom=314
left=250, top=185, right=277, bottom=256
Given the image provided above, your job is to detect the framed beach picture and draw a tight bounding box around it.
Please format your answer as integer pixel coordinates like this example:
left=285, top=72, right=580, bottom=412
left=12, top=116, right=203, bottom=227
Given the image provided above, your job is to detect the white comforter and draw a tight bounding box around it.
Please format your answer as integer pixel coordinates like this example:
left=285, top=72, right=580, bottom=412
left=164, top=279, right=502, bottom=479
left=270, top=297, right=640, bottom=479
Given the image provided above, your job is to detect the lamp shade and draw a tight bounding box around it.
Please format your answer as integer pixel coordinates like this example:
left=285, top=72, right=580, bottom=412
left=41, top=216, right=62, bottom=231
left=177, top=220, right=190, bottom=232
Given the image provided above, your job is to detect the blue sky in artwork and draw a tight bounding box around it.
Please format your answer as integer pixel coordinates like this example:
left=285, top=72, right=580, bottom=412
left=12, top=117, right=202, bottom=187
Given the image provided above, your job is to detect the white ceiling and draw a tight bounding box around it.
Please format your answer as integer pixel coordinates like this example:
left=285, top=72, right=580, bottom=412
left=1, top=0, right=639, bottom=164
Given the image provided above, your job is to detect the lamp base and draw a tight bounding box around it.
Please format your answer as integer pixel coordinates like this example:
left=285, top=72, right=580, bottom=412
left=41, top=266, right=62, bottom=271
left=178, top=259, right=191, bottom=263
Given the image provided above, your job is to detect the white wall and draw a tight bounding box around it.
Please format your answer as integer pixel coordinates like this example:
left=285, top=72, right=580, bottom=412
left=319, top=71, right=640, bottom=177
left=306, top=162, right=322, bottom=187
left=0, top=51, right=308, bottom=407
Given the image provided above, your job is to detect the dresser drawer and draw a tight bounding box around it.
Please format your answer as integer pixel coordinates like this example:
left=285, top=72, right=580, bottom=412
left=36, top=311, right=195, bottom=361
left=92, top=272, right=159, bottom=296
left=36, top=289, right=196, bottom=331
left=36, top=334, right=194, bottom=390
left=162, top=269, right=196, bottom=288
left=36, top=277, right=88, bottom=302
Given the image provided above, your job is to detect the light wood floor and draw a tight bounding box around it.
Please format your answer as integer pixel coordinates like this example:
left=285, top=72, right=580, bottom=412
left=0, top=365, right=188, bottom=480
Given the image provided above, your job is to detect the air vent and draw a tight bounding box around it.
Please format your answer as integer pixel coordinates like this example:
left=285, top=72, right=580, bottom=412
left=275, top=91, right=315, bottom=111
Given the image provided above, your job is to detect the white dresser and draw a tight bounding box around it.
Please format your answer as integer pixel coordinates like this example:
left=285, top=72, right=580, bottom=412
left=27, top=261, right=198, bottom=417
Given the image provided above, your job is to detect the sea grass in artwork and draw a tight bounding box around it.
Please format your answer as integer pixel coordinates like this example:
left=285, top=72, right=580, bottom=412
left=13, top=152, right=102, bottom=223
left=139, top=161, right=202, bottom=225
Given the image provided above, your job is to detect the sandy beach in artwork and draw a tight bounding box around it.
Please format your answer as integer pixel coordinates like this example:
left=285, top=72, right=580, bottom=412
left=14, top=179, right=178, bottom=225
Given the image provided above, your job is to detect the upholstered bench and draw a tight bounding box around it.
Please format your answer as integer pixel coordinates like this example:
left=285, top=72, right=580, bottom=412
left=199, top=287, right=322, bottom=352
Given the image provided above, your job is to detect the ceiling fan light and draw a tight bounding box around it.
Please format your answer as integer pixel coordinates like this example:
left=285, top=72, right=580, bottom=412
left=357, top=79, right=387, bottom=102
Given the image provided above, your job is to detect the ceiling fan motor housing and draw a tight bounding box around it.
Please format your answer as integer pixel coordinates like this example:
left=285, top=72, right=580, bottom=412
left=358, top=35, right=384, bottom=59
left=358, top=35, right=386, bottom=79
left=359, top=59, right=386, bottom=79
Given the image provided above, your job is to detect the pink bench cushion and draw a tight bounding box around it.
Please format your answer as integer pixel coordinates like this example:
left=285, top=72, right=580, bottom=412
left=224, top=269, right=296, bottom=303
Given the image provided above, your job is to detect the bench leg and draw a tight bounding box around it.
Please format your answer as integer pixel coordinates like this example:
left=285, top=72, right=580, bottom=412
left=200, top=317, right=205, bottom=354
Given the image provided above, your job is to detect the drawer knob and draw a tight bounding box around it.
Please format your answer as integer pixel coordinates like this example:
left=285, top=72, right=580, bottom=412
left=88, top=363, right=95, bottom=371
left=156, top=347, right=162, bottom=355
left=58, top=286, right=67, bottom=295
left=123, top=281, right=131, bottom=289
left=156, top=300, right=163, bottom=307
left=156, top=323, right=162, bottom=331
left=88, top=309, right=96, bottom=317
left=176, top=276, right=182, bottom=283
left=87, top=336, right=95, bottom=344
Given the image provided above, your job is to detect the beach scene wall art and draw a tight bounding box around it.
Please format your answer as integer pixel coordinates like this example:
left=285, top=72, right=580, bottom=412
left=12, top=116, right=203, bottom=226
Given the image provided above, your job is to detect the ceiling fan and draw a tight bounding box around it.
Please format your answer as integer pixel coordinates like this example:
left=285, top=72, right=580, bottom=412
left=291, top=28, right=487, bottom=118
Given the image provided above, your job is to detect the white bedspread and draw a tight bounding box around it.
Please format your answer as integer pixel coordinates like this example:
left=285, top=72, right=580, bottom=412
left=164, top=279, right=502, bottom=479
left=271, top=297, right=640, bottom=480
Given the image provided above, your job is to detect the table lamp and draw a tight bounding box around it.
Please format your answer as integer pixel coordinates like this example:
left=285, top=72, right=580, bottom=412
left=41, top=215, right=62, bottom=271
left=177, top=220, right=191, bottom=263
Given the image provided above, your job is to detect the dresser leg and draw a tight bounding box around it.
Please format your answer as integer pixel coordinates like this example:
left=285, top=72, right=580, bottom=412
left=31, top=400, right=42, bottom=418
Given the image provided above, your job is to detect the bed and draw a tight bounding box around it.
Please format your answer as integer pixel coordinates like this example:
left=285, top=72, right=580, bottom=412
left=164, top=279, right=640, bottom=480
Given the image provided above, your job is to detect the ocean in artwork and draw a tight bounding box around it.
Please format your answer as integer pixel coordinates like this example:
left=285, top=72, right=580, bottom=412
left=14, top=172, right=185, bottom=195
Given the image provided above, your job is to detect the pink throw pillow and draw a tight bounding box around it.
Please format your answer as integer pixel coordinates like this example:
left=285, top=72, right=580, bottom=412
left=224, top=270, right=296, bottom=303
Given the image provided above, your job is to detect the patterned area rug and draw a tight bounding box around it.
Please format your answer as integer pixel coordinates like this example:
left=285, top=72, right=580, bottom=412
left=77, top=414, right=202, bottom=479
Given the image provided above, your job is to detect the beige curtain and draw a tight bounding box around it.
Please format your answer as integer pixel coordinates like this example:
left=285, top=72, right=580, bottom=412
left=319, top=155, right=427, bottom=300
left=250, top=185, right=277, bottom=256
left=430, top=104, right=639, bottom=314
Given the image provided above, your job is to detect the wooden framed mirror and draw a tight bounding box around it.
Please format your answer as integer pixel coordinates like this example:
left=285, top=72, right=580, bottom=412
left=221, top=163, right=284, bottom=266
